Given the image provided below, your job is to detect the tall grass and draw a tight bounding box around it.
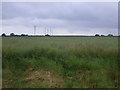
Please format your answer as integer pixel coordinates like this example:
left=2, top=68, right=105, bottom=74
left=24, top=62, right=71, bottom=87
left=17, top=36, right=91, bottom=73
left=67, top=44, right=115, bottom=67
left=2, top=37, right=119, bottom=88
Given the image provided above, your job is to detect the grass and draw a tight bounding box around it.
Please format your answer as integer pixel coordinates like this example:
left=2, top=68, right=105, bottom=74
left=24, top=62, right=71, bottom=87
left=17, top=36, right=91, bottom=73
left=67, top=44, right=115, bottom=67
left=2, top=36, right=119, bottom=88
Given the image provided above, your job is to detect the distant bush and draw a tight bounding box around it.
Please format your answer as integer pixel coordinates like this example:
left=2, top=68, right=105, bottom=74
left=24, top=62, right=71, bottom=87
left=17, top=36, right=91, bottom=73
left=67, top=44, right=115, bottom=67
left=108, top=34, right=113, bottom=36
left=21, top=34, right=28, bottom=36
left=45, top=34, right=50, bottom=36
left=101, top=35, right=105, bottom=36
left=95, top=34, right=99, bottom=36
left=10, top=33, right=15, bottom=36
left=2, top=33, right=6, bottom=37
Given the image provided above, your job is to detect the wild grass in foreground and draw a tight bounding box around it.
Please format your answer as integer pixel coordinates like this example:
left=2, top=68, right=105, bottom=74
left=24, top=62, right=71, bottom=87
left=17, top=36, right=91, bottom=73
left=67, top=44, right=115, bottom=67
left=2, top=37, right=119, bottom=88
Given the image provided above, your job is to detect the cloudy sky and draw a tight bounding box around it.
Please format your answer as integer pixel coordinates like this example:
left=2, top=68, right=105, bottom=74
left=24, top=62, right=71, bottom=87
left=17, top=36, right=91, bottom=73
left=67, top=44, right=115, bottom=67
left=2, top=2, right=118, bottom=35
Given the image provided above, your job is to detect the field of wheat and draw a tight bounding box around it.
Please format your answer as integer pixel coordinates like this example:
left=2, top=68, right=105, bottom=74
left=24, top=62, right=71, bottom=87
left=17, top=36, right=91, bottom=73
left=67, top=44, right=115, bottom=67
left=2, top=36, right=119, bottom=88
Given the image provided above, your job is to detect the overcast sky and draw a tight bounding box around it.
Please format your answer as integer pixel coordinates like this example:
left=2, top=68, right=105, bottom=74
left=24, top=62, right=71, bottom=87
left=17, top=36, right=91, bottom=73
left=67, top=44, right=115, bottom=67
left=2, top=2, right=118, bottom=35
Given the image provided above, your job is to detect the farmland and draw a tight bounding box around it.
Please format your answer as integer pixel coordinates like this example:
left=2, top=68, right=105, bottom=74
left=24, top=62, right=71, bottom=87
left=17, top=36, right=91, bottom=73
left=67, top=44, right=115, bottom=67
left=2, top=36, right=119, bottom=88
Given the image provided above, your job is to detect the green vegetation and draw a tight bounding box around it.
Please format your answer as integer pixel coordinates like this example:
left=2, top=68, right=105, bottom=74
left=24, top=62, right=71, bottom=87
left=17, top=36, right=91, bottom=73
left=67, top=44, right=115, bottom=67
left=2, top=37, right=119, bottom=88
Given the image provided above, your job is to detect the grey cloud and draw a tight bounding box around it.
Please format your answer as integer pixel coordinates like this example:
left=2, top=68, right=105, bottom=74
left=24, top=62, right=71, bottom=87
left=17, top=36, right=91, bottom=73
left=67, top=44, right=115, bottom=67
left=2, top=2, right=118, bottom=35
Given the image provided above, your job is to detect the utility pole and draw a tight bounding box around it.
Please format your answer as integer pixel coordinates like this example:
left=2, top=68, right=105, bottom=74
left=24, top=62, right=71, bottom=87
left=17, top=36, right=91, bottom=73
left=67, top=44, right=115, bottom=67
left=47, top=27, right=49, bottom=35
left=45, top=27, right=46, bottom=35
left=34, top=25, right=36, bottom=36
left=50, top=27, right=52, bottom=36
left=46, top=27, right=48, bottom=35
left=51, top=28, right=53, bottom=36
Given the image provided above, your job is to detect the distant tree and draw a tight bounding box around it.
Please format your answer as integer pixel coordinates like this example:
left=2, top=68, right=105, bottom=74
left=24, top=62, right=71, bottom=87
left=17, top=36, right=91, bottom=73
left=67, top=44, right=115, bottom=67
left=21, top=34, right=25, bottom=36
left=108, top=34, right=113, bottom=36
left=95, top=34, right=99, bottom=36
left=101, top=35, right=105, bottom=36
left=14, top=35, right=20, bottom=37
left=2, top=33, right=6, bottom=37
left=21, top=34, right=28, bottom=36
left=45, top=34, right=50, bottom=36
left=10, top=33, right=15, bottom=36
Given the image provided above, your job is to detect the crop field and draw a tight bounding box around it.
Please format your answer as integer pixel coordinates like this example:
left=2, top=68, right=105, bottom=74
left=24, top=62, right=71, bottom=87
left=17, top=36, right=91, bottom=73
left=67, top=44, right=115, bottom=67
left=2, top=36, right=119, bottom=88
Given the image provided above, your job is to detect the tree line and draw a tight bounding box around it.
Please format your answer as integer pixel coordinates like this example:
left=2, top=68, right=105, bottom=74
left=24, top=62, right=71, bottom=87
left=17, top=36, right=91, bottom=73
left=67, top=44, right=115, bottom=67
left=1, top=33, right=116, bottom=37
left=1, top=33, right=28, bottom=37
